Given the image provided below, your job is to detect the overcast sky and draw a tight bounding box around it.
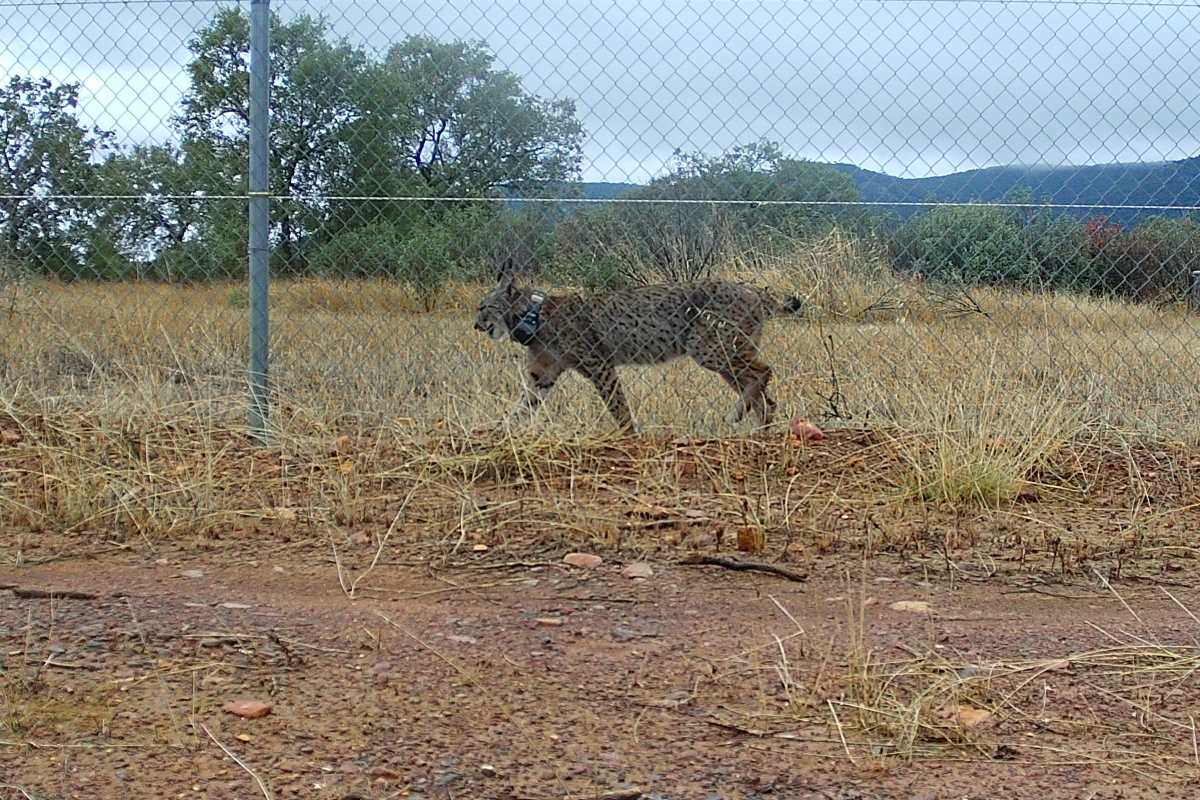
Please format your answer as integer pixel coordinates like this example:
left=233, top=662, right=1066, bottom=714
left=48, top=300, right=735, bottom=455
left=3, top=0, right=1199, bottom=183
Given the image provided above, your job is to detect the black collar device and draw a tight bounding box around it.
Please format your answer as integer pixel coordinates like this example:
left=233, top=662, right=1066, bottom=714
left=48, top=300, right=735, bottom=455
left=510, top=291, right=545, bottom=346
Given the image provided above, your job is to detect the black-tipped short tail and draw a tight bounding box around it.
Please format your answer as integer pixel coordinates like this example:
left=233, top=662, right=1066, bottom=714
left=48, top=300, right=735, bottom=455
left=753, top=286, right=807, bottom=319
left=781, top=296, right=805, bottom=316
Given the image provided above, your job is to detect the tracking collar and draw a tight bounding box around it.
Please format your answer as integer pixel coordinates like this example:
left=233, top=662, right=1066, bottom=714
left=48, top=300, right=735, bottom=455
left=510, top=291, right=545, bottom=346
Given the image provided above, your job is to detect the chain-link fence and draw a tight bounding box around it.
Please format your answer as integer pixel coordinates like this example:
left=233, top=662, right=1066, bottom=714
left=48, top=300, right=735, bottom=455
left=2, top=0, right=1199, bottom=440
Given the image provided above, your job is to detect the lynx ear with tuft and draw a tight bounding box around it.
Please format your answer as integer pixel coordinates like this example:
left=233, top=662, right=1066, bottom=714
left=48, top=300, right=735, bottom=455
left=497, top=257, right=517, bottom=294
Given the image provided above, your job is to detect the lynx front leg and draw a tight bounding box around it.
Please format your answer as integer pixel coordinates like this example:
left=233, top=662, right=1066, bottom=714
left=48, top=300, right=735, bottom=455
left=506, top=357, right=562, bottom=425
left=581, top=364, right=634, bottom=433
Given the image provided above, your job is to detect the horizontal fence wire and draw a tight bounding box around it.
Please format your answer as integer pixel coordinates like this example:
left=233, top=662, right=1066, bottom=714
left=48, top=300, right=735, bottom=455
left=1, top=194, right=1199, bottom=210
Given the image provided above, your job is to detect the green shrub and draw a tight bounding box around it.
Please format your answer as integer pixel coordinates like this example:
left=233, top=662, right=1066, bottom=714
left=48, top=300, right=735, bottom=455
left=445, top=204, right=559, bottom=279
left=1023, top=214, right=1090, bottom=289
left=308, top=220, right=457, bottom=309
left=890, top=206, right=1034, bottom=286
left=554, top=141, right=864, bottom=286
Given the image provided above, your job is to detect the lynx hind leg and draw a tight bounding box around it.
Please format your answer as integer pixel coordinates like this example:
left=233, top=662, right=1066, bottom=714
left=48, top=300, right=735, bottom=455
left=722, top=357, right=774, bottom=425
left=688, top=323, right=774, bottom=426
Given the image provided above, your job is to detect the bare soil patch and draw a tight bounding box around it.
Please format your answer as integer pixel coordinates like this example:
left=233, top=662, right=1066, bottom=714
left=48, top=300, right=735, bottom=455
left=4, top=425, right=1200, bottom=798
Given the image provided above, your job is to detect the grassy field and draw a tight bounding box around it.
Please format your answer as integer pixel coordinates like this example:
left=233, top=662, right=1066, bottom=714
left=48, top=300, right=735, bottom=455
left=2, top=233, right=1197, bottom=544
left=3, top=233, right=1198, bottom=442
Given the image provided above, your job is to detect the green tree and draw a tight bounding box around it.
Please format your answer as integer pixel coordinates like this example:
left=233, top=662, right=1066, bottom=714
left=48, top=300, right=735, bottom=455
left=320, top=37, right=585, bottom=259
left=557, top=140, right=861, bottom=284
left=179, top=10, right=371, bottom=271
left=0, top=75, right=112, bottom=276
left=377, top=36, right=584, bottom=198
left=178, top=12, right=584, bottom=274
left=94, top=140, right=235, bottom=276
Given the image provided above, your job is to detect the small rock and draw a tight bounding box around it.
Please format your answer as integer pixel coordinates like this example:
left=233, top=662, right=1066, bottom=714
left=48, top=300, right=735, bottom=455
left=272, top=565, right=285, bottom=574
left=219, top=602, right=252, bottom=610
left=223, top=699, right=271, bottom=719
left=789, top=416, right=827, bottom=443
left=563, top=552, right=603, bottom=568
left=154, top=558, right=169, bottom=566
left=956, top=705, right=994, bottom=728
left=180, top=569, right=204, bottom=579
left=480, top=764, right=498, bottom=778
left=889, top=600, right=932, bottom=614
left=432, top=772, right=464, bottom=790
left=235, top=734, right=252, bottom=743
left=622, top=562, right=654, bottom=579
left=446, top=634, right=478, bottom=645
left=535, top=617, right=565, bottom=627
left=611, top=625, right=638, bottom=642
left=736, top=526, right=766, bottom=553
left=471, top=543, right=489, bottom=552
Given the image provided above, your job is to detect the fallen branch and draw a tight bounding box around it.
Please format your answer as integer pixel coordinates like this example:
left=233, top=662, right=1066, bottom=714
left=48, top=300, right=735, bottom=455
left=11, top=587, right=104, bottom=600
left=677, top=555, right=806, bottom=583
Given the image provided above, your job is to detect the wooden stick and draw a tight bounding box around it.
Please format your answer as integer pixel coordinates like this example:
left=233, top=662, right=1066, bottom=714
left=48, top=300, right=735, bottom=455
left=677, top=555, right=806, bottom=582
left=11, top=587, right=103, bottom=600
left=200, top=723, right=273, bottom=800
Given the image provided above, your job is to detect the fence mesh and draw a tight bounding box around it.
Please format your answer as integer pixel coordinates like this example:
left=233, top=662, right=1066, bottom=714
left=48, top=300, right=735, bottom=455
left=2, top=0, right=1199, bottom=439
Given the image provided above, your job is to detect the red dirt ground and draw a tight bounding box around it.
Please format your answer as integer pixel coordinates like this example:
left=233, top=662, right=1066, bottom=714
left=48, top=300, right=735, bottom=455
left=4, top=429, right=1200, bottom=798
left=4, top=553, right=1200, bottom=799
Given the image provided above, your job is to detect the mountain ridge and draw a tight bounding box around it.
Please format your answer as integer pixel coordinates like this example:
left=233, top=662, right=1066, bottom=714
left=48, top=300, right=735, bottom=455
left=557, top=157, right=1200, bottom=225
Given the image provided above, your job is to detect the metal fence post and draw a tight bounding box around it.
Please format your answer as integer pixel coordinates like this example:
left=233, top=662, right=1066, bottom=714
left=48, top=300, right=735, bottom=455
left=248, top=0, right=271, bottom=438
left=1191, top=270, right=1200, bottom=313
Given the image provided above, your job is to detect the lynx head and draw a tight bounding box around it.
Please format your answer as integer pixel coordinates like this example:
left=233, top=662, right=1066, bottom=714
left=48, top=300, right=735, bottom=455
left=473, top=270, right=519, bottom=342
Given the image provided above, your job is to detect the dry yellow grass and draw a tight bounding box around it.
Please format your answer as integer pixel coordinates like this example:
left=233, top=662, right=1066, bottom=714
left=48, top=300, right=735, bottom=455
left=3, top=232, right=1196, bottom=444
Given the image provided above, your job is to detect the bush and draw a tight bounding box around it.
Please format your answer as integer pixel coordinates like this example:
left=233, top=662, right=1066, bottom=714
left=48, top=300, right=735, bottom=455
left=1023, top=213, right=1090, bottom=289
left=555, top=141, right=864, bottom=286
left=145, top=205, right=248, bottom=282
left=555, top=201, right=725, bottom=286
left=444, top=204, right=559, bottom=279
left=890, top=206, right=1034, bottom=285
left=308, top=220, right=456, bottom=309
left=1084, top=215, right=1200, bottom=301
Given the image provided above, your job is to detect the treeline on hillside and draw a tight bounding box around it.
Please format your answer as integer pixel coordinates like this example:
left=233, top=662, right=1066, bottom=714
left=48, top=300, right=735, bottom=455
left=2, top=9, right=1198, bottom=306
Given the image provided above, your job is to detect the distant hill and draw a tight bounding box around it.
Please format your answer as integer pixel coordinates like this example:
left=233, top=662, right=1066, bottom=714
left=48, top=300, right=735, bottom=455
left=829, top=157, right=1200, bottom=225
left=552, top=158, right=1200, bottom=226
left=574, top=181, right=641, bottom=201
left=504, top=181, right=639, bottom=211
